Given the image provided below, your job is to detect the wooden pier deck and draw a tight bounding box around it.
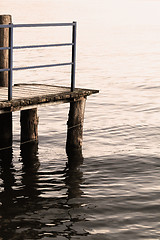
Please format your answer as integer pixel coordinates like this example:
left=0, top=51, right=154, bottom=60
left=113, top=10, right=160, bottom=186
left=0, top=84, right=99, bottom=113
left=0, top=16, right=99, bottom=151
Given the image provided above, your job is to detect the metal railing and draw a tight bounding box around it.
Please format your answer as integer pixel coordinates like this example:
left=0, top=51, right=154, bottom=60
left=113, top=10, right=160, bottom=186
left=0, top=22, right=77, bottom=100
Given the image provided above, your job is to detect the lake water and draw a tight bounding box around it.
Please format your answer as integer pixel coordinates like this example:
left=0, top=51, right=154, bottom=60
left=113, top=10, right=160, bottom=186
left=1, top=0, right=160, bottom=239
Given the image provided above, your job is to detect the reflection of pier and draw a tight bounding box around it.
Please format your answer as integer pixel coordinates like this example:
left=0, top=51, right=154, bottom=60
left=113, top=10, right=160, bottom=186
left=0, top=145, right=14, bottom=210
left=65, top=149, right=84, bottom=200
left=0, top=14, right=96, bottom=239
left=20, top=141, right=40, bottom=199
left=0, top=140, right=41, bottom=239
left=0, top=139, right=89, bottom=239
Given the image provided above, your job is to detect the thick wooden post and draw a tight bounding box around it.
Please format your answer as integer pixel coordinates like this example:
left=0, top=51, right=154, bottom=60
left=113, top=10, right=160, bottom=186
left=0, top=15, right=12, bottom=148
left=0, top=15, right=12, bottom=86
left=66, top=97, right=86, bottom=155
left=0, top=113, right=12, bottom=147
left=20, top=108, right=39, bottom=143
left=20, top=109, right=39, bottom=195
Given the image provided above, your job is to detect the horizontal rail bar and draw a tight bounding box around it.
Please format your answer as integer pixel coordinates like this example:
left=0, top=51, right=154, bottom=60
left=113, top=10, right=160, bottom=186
left=0, top=62, right=73, bottom=72
left=0, top=68, right=10, bottom=72
left=0, top=43, right=73, bottom=51
left=0, top=22, right=75, bottom=29
left=14, top=43, right=73, bottom=50
left=0, top=24, right=11, bottom=28
left=0, top=47, right=10, bottom=50
left=13, top=62, right=73, bottom=71
left=13, top=23, right=75, bottom=28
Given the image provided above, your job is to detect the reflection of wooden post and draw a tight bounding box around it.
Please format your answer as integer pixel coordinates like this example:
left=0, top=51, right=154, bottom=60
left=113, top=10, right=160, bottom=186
left=21, top=141, right=39, bottom=172
left=66, top=97, right=86, bottom=154
left=0, top=15, right=12, bottom=147
left=0, top=146, right=14, bottom=208
left=20, top=108, right=38, bottom=143
left=65, top=149, right=84, bottom=200
left=20, top=141, right=40, bottom=199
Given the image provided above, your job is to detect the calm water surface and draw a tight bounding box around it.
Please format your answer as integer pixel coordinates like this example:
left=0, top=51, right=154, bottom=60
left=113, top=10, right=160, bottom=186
left=1, top=0, right=160, bottom=239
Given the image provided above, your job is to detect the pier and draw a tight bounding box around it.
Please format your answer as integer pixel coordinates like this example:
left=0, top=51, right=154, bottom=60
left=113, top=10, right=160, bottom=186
left=0, top=15, right=98, bottom=154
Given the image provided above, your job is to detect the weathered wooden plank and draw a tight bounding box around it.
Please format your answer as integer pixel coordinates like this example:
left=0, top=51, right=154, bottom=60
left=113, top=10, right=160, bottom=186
left=0, top=84, right=99, bottom=113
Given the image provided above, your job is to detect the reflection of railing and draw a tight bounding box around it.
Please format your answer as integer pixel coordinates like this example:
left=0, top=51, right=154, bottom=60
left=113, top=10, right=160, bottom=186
left=0, top=22, right=77, bottom=100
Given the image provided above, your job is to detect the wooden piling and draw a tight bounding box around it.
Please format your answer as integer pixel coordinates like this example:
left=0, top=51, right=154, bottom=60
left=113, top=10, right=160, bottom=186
left=66, top=97, right=86, bottom=154
left=20, top=108, right=39, bottom=143
left=0, top=112, right=12, bottom=147
left=0, top=15, right=12, bottom=147
left=0, top=15, right=12, bottom=87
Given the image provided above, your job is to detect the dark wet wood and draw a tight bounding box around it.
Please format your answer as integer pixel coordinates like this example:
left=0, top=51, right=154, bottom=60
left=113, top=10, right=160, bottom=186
left=21, top=108, right=38, bottom=143
left=0, top=15, right=12, bottom=147
left=0, top=112, right=12, bottom=147
left=66, top=97, right=86, bottom=153
left=0, top=84, right=99, bottom=113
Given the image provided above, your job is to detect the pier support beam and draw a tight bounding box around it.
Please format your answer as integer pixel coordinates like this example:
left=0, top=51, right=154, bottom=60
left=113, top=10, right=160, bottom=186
left=0, top=14, right=12, bottom=87
left=0, top=15, right=12, bottom=148
left=66, top=97, right=86, bottom=155
left=0, top=113, right=12, bottom=147
left=20, top=108, right=39, bottom=143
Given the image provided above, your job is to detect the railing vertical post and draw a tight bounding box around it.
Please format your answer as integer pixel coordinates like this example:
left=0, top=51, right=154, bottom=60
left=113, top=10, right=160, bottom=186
left=71, top=21, right=77, bottom=92
left=8, top=23, right=13, bottom=101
